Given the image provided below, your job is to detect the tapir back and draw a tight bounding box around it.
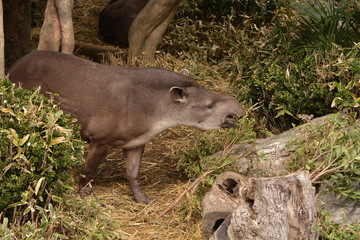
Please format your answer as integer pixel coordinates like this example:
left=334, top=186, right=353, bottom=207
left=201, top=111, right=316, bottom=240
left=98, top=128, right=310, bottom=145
left=8, top=51, right=200, bottom=133
left=9, top=51, right=120, bottom=125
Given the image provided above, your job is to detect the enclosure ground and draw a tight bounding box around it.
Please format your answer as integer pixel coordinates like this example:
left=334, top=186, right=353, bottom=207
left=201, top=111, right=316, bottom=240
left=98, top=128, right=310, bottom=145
left=90, top=129, right=203, bottom=239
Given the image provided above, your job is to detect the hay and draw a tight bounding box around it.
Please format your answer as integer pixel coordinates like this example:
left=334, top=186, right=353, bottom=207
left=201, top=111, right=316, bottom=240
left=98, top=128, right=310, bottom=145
left=91, top=128, right=204, bottom=239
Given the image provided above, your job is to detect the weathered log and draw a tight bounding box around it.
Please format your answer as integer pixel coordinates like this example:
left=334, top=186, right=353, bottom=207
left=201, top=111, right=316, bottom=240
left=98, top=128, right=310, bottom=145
left=33, top=33, right=122, bottom=64
left=201, top=172, right=249, bottom=239
left=202, top=171, right=317, bottom=240
left=229, top=114, right=339, bottom=177
left=74, top=42, right=123, bottom=64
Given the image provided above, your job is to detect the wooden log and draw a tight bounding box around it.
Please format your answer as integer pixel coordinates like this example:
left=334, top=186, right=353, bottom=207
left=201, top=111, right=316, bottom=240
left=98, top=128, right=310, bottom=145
left=202, top=171, right=317, bottom=240
left=230, top=114, right=338, bottom=177
left=74, top=42, right=123, bottom=64
left=33, top=33, right=122, bottom=64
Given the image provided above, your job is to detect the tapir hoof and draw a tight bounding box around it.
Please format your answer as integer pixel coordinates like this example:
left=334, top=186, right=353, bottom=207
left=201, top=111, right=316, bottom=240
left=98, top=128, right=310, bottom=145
left=134, top=192, right=151, bottom=204
left=78, top=184, right=94, bottom=197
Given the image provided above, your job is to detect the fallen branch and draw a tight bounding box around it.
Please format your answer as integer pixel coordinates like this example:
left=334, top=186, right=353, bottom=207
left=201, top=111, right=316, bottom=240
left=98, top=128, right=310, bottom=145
left=156, top=169, right=214, bottom=218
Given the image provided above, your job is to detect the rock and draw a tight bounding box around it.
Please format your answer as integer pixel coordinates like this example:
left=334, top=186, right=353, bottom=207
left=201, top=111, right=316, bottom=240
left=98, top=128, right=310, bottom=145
left=317, top=185, right=360, bottom=224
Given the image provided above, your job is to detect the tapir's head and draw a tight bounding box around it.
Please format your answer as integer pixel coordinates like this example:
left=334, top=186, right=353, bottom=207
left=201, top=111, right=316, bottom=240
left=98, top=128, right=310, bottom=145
left=169, top=84, right=245, bottom=130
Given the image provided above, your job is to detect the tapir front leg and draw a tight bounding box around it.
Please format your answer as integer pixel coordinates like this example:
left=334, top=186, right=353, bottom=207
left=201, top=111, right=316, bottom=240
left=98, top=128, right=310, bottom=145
left=79, top=141, right=110, bottom=192
left=123, top=145, right=150, bottom=203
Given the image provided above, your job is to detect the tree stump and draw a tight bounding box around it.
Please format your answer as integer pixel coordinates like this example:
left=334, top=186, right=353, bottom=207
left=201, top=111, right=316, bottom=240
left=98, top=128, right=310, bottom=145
left=202, top=171, right=317, bottom=240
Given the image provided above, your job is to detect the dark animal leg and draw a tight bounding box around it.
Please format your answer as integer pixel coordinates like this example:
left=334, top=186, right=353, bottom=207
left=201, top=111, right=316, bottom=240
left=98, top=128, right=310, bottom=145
left=79, top=141, right=109, bottom=193
left=123, top=145, right=150, bottom=203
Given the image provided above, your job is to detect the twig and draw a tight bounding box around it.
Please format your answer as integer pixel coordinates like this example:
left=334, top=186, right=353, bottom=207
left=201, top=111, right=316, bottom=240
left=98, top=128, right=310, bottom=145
left=156, top=132, right=239, bottom=218
left=157, top=156, right=234, bottom=219
left=156, top=169, right=215, bottom=219
left=312, top=157, right=356, bottom=182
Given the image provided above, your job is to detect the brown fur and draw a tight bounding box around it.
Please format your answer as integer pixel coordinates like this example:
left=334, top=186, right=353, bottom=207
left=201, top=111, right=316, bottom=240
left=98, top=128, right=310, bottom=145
left=9, top=51, right=245, bottom=203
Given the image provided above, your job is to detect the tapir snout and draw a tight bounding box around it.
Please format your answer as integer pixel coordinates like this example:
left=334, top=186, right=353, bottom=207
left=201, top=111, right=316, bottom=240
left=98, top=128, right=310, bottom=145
left=8, top=51, right=246, bottom=203
left=221, top=101, right=245, bottom=128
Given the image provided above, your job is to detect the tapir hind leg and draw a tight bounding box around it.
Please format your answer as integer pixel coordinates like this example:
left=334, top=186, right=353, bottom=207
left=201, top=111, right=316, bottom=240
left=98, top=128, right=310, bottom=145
left=123, top=145, right=150, bottom=203
left=79, top=141, right=110, bottom=192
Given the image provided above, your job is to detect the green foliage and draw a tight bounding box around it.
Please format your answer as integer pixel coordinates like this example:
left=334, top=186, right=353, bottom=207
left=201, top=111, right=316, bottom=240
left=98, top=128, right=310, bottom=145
left=164, top=0, right=359, bottom=129
left=177, top=116, right=256, bottom=180
left=176, top=116, right=256, bottom=218
left=0, top=78, right=85, bottom=221
left=291, top=0, right=360, bottom=50
left=328, top=43, right=360, bottom=113
left=288, top=114, right=360, bottom=201
left=0, top=79, right=119, bottom=239
left=178, top=0, right=278, bottom=25
left=316, top=210, right=360, bottom=240
left=0, top=195, right=120, bottom=239
left=241, top=43, right=359, bottom=127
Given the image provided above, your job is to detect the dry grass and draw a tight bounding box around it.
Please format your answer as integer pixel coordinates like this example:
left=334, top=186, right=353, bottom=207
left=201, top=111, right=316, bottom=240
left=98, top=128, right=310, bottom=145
left=73, top=0, right=107, bottom=45
left=90, top=128, right=204, bottom=240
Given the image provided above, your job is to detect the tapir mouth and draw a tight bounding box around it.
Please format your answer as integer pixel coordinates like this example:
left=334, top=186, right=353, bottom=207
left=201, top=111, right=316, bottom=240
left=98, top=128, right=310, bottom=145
left=221, top=115, right=238, bottom=128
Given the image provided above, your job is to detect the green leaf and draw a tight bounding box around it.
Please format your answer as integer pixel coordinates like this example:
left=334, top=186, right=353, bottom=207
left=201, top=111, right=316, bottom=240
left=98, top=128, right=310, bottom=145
left=54, top=233, right=69, bottom=239
left=50, top=137, right=67, bottom=145
left=52, top=195, right=63, bottom=203
left=9, top=128, right=19, bottom=146
left=18, top=134, right=30, bottom=147
left=1, top=217, right=9, bottom=230
left=35, top=177, right=45, bottom=196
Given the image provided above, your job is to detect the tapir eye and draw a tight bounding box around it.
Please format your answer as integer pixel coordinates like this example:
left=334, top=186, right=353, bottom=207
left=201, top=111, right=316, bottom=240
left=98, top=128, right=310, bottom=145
left=207, top=102, right=216, bottom=109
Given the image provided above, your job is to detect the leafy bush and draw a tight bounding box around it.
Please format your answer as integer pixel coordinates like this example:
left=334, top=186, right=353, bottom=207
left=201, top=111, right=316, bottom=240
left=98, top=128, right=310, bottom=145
left=329, top=43, right=360, bottom=114
left=317, top=210, right=360, bottom=240
left=291, top=0, right=360, bottom=50
left=169, top=0, right=359, bottom=128
left=177, top=0, right=278, bottom=25
left=288, top=114, right=360, bottom=201
left=240, top=43, right=359, bottom=128
left=0, top=195, right=120, bottom=239
left=0, top=78, right=85, bottom=221
left=177, top=116, right=256, bottom=179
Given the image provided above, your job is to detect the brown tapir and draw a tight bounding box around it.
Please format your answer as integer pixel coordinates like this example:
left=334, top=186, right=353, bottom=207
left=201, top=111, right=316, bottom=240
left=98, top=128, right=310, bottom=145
left=8, top=50, right=245, bottom=203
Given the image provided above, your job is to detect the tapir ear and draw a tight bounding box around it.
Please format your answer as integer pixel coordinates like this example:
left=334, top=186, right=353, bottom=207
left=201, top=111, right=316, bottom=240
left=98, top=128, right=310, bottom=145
left=170, top=87, right=188, bottom=103
left=179, top=69, right=190, bottom=76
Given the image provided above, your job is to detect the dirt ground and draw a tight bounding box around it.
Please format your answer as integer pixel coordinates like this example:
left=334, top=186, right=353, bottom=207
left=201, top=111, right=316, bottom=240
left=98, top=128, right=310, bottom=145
left=69, top=0, right=204, bottom=239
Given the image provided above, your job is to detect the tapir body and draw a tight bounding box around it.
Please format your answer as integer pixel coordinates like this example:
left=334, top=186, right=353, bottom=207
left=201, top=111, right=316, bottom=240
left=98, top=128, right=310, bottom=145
left=99, top=0, right=148, bottom=47
left=9, top=51, right=244, bottom=203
